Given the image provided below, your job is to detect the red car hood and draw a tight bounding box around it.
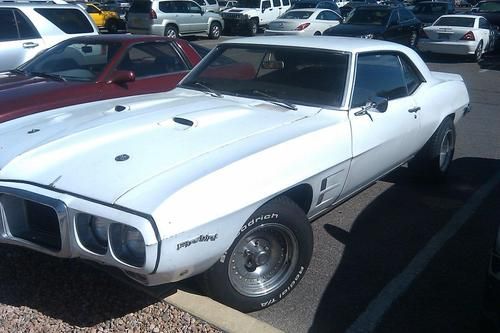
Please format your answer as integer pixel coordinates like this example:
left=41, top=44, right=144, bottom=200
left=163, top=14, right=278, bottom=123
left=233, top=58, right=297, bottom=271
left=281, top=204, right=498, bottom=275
left=0, top=71, right=84, bottom=123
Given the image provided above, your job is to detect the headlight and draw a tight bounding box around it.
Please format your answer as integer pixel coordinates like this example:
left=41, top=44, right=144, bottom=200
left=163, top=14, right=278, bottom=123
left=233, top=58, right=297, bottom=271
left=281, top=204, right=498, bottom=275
left=110, top=224, right=145, bottom=267
left=76, top=214, right=109, bottom=255
left=360, top=34, right=374, bottom=39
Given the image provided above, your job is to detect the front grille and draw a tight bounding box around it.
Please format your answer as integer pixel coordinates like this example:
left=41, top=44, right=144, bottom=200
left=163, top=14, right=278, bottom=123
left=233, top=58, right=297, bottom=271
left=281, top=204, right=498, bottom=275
left=1, top=194, right=61, bottom=251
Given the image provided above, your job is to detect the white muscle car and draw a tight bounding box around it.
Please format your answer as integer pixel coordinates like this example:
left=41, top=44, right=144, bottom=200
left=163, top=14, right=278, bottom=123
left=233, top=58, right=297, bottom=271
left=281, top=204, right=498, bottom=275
left=0, top=36, right=470, bottom=312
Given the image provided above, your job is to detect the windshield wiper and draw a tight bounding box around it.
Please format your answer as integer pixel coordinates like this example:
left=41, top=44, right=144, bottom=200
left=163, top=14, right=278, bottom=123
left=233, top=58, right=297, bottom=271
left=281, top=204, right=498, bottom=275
left=10, top=68, right=27, bottom=75
left=29, top=71, right=66, bottom=82
left=192, top=81, right=222, bottom=98
left=251, top=89, right=297, bottom=110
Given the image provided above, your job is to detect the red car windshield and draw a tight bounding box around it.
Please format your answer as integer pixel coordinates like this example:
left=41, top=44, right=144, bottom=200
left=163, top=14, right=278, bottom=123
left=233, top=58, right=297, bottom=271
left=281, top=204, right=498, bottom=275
left=19, top=41, right=122, bottom=82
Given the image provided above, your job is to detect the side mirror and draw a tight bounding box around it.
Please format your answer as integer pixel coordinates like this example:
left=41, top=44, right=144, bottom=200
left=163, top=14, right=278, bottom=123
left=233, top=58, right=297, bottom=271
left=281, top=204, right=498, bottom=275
left=367, top=96, right=388, bottom=113
left=107, top=70, right=135, bottom=84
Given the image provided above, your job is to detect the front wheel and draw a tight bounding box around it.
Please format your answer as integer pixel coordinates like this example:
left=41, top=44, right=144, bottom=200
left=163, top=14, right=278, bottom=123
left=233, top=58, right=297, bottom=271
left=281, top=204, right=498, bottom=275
left=247, top=19, right=258, bottom=36
left=409, top=117, right=455, bottom=181
left=203, top=196, right=313, bottom=312
left=164, top=25, right=178, bottom=39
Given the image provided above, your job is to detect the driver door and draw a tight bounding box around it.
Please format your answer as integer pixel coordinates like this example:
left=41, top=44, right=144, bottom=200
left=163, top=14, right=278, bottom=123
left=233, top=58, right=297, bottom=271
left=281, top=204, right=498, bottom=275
left=342, top=52, right=423, bottom=196
left=260, top=0, right=275, bottom=25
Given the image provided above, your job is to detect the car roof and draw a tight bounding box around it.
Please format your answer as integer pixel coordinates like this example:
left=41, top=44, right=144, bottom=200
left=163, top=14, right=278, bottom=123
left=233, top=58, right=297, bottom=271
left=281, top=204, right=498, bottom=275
left=416, top=1, right=449, bottom=4
left=438, top=14, right=479, bottom=18
left=66, top=34, right=182, bottom=44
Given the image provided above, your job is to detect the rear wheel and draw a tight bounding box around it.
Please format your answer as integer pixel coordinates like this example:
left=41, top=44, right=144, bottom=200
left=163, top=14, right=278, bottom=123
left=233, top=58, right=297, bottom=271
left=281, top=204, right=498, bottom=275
left=314, top=31, right=321, bottom=36
left=208, top=22, right=222, bottom=39
left=105, top=19, right=118, bottom=33
left=409, top=117, right=456, bottom=181
left=164, top=25, right=178, bottom=39
left=473, top=41, right=483, bottom=62
left=203, top=196, right=313, bottom=312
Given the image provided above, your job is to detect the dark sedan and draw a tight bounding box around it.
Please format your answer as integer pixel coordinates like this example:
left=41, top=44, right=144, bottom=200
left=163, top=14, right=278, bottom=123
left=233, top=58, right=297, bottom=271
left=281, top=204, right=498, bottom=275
left=324, top=5, right=422, bottom=47
left=0, top=35, right=203, bottom=124
left=469, top=0, right=500, bottom=26
left=412, top=1, right=455, bottom=26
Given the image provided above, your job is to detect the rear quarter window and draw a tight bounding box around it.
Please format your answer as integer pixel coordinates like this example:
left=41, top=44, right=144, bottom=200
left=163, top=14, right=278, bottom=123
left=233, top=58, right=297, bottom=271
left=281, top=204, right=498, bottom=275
left=35, top=8, right=95, bottom=33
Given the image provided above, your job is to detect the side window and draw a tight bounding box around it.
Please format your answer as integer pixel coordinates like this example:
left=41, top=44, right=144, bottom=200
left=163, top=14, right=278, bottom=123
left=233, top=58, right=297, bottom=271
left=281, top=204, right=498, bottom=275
left=173, top=1, right=190, bottom=12
left=188, top=2, right=203, bottom=13
left=399, top=56, right=423, bottom=95
left=192, top=0, right=205, bottom=6
left=388, top=11, right=399, bottom=25
left=207, top=0, right=217, bottom=4
left=352, top=54, right=407, bottom=108
left=0, top=9, right=18, bottom=42
left=159, top=1, right=174, bottom=12
left=283, top=0, right=290, bottom=5
left=86, top=5, right=100, bottom=14
left=35, top=8, right=95, bottom=34
left=117, top=42, right=188, bottom=78
left=15, top=10, right=40, bottom=39
left=318, top=10, right=341, bottom=20
left=398, top=8, right=414, bottom=22
left=262, top=0, right=272, bottom=10
left=273, top=0, right=281, bottom=7
left=479, top=18, right=489, bottom=29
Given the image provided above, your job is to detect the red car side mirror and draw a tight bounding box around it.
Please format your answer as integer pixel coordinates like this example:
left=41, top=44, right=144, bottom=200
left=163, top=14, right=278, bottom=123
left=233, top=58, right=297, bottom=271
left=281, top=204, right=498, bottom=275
left=107, top=70, right=135, bottom=84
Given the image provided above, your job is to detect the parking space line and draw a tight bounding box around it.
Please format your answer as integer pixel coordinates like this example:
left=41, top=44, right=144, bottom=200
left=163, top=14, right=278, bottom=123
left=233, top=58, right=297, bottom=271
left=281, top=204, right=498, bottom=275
left=346, top=170, right=500, bottom=333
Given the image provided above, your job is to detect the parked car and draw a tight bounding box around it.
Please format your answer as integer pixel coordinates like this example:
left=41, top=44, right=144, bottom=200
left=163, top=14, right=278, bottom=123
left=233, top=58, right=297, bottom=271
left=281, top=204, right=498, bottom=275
left=290, top=0, right=340, bottom=13
left=469, top=0, right=500, bottom=27
left=412, top=1, right=454, bottom=26
left=0, top=35, right=470, bottom=312
left=0, top=35, right=203, bottom=124
left=0, top=2, right=98, bottom=71
left=265, top=8, right=342, bottom=35
left=191, top=0, right=220, bottom=12
left=418, top=14, right=496, bottom=61
left=127, top=0, right=224, bottom=38
left=324, top=5, right=422, bottom=47
left=219, top=0, right=238, bottom=10
left=93, top=0, right=131, bottom=19
left=85, top=3, right=126, bottom=32
left=340, top=0, right=378, bottom=15
left=220, top=0, right=291, bottom=35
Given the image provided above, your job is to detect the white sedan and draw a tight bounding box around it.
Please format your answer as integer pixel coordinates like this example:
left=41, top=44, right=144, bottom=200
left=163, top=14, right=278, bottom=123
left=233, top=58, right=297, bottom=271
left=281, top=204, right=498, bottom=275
left=418, top=14, right=496, bottom=61
left=264, top=9, right=343, bottom=36
left=0, top=36, right=470, bottom=312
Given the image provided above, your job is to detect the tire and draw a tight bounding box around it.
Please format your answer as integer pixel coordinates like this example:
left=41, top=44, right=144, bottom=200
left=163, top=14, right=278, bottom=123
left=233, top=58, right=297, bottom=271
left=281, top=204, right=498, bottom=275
left=247, top=19, right=258, bottom=36
left=164, top=25, right=178, bottom=39
left=208, top=22, right=222, bottom=39
left=408, top=117, right=456, bottom=181
left=473, top=41, right=483, bottom=63
left=106, top=20, right=118, bottom=34
left=409, top=30, right=418, bottom=49
left=314, top=31, right=321, bottom=36
left=203, top=196, right=313, bottom=312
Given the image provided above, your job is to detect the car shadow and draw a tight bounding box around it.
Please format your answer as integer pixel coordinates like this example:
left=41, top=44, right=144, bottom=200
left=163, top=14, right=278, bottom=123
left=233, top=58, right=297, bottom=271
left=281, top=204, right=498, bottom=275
left=0, top=245, right=177, bottom=327
left=479, top=51, right=500, bottom=71
left=308, top=157, right=500, bottom=333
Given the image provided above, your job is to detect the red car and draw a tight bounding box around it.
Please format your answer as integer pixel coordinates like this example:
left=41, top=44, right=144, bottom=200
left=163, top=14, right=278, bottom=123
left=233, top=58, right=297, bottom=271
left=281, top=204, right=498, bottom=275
left=0, top=35, right=204, bottom=123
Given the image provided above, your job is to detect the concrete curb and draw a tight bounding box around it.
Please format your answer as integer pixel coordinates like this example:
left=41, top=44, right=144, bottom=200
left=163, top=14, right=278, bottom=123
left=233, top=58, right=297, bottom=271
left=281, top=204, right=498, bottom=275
left=164, top=290, right=283, bottom=333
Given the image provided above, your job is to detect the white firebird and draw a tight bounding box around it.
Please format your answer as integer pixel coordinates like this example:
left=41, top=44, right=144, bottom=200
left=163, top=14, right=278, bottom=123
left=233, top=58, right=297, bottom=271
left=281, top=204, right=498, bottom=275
left=0, top=36, right=469, bottom=312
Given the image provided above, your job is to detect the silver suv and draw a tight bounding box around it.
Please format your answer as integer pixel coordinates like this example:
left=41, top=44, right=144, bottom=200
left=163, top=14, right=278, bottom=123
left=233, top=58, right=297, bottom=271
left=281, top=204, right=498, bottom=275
left=127, top=0, right=224, bottom=39
left=0, top=3, right=99, bottom=71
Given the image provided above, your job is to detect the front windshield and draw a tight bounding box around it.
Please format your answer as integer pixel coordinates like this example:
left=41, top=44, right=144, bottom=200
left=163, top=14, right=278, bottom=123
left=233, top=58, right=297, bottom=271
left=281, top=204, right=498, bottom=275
left=280, top=10, right=314, bottom=19
left=477, top=1, right=500, bottom=12
left=180, top=45, right=349, bottom=107
left=413, top=3, right=447, bottom=14
left=237, top=0, right=261, bottom=7
left=19, top=41, right=121, bottom=82
left=346, top=8, right=391, bottom=25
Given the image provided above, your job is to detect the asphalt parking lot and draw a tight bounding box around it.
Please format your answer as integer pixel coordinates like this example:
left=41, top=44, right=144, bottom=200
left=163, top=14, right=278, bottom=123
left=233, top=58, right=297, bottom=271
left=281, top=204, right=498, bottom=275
left=193, top=36, right=500, bottom=332
left=1, top=32, right=499, bottom=333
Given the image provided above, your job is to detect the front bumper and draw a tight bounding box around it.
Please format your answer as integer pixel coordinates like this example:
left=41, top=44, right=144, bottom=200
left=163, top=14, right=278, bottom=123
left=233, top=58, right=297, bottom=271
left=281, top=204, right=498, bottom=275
left=0, top=182, right=159, bottom=283
left=222, top=17, right=252, bottom=31
left=418, top=39, right=478, bottom=55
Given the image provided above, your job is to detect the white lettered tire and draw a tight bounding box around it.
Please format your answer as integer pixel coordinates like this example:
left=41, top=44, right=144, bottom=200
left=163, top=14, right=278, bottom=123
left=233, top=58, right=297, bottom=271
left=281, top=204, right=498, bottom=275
left=203, top=196, right=313, bottom=312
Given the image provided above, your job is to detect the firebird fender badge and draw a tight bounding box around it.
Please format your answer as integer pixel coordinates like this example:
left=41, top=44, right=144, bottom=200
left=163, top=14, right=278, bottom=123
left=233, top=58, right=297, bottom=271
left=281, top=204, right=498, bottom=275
left=177, top=234, right=218, bottom=250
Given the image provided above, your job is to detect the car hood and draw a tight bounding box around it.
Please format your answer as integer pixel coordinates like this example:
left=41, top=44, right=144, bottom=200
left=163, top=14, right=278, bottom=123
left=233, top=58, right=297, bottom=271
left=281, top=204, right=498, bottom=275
left=0, top=71, right=84, bottom=123
left=324, top=23, right=386, bottom=36
left=0, top=89, right=319, bottom=205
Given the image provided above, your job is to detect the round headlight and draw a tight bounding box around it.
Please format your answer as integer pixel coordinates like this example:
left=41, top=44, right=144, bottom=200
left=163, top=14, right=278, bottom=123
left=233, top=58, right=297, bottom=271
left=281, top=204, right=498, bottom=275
left=110, top=224, right=146, bottom=267
left=91, top=217, right=108, bottom=246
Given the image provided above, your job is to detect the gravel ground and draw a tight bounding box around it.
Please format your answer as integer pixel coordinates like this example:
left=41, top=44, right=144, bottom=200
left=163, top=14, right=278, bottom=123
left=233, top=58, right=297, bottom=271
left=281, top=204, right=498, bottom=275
left=0, top=245, right=222, bottom=333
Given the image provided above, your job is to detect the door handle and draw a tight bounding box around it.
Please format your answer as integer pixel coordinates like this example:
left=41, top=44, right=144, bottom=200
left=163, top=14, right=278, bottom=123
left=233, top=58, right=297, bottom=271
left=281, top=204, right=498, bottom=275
left=22, top=42, right=39, bottom=49
left=408, top=107, right=421, bottom=113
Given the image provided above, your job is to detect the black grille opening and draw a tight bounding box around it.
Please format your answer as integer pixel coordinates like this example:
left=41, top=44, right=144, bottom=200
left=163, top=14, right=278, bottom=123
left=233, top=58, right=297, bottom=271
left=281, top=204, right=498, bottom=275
left=3, top=196, right=61, bottom=251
